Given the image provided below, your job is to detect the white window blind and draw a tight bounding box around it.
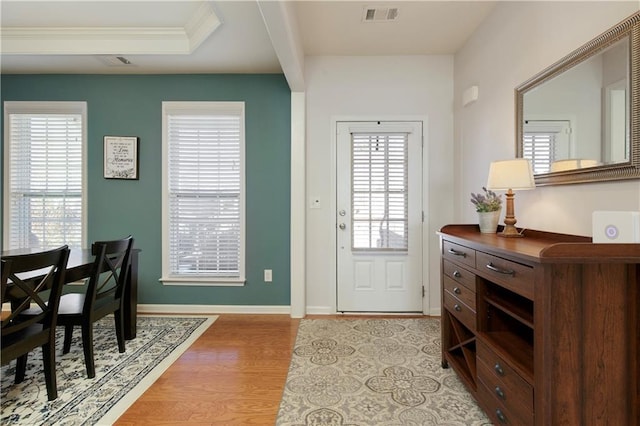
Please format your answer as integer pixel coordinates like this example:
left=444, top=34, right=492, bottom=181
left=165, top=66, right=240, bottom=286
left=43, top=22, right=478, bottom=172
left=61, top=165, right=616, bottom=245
left=163, top=102, right=245, bottom=283
left=523, top=120, right=572, bottom=174
left=4, top=103, right=85, bottom=250
left=351, top=133, right=408, bottom=251
left=523, top=132, right=555, bottom=174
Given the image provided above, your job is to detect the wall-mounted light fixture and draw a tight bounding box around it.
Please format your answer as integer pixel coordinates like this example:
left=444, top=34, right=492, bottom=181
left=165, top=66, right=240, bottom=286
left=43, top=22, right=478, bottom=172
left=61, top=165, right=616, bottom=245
left=462, top=85, right=479, bottom=107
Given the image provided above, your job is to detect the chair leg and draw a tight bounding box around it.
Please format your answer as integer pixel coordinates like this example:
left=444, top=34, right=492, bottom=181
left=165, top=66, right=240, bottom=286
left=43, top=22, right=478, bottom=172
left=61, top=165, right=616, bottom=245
left=15, top=354, right=28, bottom=384
left=114, top=310, right=126, bottom=353
left=63, top=325, right=74, bottom=354
left=42, top=342, right=58, bottom=401
left=81, top=323, right=96, bottom=378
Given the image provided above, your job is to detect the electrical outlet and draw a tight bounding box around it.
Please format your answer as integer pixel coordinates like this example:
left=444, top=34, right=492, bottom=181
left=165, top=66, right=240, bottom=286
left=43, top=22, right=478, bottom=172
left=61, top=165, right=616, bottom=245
left=264, top=269, right=273, bottom=282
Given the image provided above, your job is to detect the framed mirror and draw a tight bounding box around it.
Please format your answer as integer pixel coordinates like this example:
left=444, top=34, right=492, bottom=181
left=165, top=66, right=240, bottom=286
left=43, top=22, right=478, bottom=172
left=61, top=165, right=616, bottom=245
left=516, top=11, right=640, bottom=186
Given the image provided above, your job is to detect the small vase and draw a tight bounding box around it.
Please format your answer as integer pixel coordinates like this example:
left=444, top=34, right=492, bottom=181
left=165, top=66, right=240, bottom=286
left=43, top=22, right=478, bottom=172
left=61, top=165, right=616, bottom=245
left=478, top=210, right=501, bottom=234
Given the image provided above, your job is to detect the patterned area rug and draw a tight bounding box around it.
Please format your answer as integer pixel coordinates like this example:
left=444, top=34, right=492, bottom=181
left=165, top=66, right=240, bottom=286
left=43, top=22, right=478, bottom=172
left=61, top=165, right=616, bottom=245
left=1, top=315, right=216, bottom=425
left=276, top=318, right=491, bottom=425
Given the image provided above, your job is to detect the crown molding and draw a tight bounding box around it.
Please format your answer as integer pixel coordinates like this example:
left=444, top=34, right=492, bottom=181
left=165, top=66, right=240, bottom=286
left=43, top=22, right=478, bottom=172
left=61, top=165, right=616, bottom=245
left=1, top=1, right=221, bottom=55
left=185, top=1, right=222, bottom=52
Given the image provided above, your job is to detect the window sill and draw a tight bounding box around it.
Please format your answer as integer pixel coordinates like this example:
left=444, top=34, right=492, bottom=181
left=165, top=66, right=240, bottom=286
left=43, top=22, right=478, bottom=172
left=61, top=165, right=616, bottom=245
left=159, top=277, right=246, bottom=287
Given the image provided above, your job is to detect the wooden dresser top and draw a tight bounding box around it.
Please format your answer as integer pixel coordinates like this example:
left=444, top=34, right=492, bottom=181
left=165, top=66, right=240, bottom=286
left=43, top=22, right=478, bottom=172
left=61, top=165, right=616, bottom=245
left=438, top=224, right=640, bottom=264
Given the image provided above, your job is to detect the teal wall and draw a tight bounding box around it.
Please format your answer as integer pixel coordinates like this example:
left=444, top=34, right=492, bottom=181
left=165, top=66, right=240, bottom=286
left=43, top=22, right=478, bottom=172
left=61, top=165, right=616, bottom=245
left=1, top=74, right=291, bottom=306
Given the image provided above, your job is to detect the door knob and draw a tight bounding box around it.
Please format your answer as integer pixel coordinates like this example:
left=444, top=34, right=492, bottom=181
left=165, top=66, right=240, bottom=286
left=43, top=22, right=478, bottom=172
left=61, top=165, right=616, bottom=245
left=339, top=223, right=346, bottom=230
left=339, top=210, right=346, bottom=216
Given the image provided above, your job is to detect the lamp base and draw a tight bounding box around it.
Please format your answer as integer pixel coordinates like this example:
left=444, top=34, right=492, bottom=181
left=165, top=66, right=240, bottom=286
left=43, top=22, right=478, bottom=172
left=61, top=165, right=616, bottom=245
left=498, top=224, right=523, bottom=238
left=497, top=190, right=524, bottom=237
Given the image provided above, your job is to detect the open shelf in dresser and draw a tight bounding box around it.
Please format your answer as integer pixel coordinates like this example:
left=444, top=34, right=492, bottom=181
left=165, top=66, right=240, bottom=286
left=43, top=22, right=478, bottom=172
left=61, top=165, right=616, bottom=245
left=479, top=279, right=534, bottom=381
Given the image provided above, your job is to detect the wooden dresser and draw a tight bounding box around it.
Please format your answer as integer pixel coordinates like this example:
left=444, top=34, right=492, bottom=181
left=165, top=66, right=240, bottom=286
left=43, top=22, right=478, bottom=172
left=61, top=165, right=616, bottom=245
left=438, top=224, right=639, bottom=426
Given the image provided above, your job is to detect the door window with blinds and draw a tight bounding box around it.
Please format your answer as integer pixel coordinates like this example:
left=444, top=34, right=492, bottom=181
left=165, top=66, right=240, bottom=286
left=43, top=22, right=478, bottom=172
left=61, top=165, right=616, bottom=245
left=3, top=101, right=86, bottom=250
left=351, top=132, right=408, bottom=251
left=161, top=102, right=245, bottom=285
left=523, top=133, right=554, bottom=174
left=523, top=120, right=572, bottom=174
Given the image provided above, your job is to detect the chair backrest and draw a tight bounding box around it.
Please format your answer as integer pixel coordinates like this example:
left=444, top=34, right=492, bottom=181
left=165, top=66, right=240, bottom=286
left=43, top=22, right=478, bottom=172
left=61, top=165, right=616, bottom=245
left=83, top=236, right=134, bottom=316
left=1, top=246, right=70, bottom=338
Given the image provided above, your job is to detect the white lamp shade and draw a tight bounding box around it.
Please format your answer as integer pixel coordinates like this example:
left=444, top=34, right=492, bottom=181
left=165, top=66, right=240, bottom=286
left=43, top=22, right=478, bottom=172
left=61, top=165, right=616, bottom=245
left=486, top=159, right=535, bottom=190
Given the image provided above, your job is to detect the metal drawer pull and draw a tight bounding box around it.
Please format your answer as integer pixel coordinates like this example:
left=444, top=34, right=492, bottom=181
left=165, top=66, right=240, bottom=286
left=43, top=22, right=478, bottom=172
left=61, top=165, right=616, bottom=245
left=496, top=409, right=507, bottom=424
left=448, top=248, right=466, bottom=257
left=486, top=262, right=515, bottom=276
left=494, top=363, right=504, bottom=376
left=453, top=270, right=462, bottom=278
left=495, top=386, right=505, bottom=399
left=453, top=304, right=462, bottom=312
left=453, top=287, right=461, bottom=294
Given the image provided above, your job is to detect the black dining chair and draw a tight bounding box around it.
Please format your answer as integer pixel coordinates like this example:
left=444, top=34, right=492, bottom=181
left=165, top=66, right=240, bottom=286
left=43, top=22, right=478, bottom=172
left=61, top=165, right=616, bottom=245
left=1, top=246, right=70, bottom=401
left=57, top=236, right=134, bottom=378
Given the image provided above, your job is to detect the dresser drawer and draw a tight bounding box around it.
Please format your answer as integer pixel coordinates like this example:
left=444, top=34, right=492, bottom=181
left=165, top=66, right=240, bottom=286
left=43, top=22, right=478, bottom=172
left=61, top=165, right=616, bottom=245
left=477, top=338, right=533, bottom=412
left=443, top=275, right=476, bottom=311
left=476, top=252, right=534, bottom=300
left=443, top=290, right=476, bottom=331
left=442, top=260, right=476, bottom=292
left=477, top=377, right=534, bottom=426
left=442, top=240, right=476, bottom=269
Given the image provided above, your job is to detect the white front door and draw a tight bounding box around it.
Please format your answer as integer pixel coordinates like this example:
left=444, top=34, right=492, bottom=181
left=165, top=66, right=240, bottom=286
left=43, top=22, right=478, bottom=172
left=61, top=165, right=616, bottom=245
left=336, top=121, right=423, bottom=312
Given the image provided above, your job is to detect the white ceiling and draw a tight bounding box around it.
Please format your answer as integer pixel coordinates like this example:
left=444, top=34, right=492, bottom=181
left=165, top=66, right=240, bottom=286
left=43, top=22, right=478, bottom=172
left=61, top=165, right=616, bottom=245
left=1, top=1, right=497, bottom=80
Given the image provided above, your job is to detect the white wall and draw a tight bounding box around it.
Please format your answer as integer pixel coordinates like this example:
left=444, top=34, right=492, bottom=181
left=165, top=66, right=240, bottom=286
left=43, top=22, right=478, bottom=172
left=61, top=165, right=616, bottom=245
left=454, top=1, right=640, bottom=236
left=305, top=55, right=454, bottom=315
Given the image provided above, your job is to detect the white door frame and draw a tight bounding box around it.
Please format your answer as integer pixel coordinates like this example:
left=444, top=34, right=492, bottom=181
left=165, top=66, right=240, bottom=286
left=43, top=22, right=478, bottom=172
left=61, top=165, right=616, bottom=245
left=329, top=115, right=430, bottom=314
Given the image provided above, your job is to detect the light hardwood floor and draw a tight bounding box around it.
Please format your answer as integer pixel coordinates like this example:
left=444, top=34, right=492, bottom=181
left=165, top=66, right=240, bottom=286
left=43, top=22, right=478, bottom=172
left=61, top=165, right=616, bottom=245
left=115, top=314, right=300, bottom=426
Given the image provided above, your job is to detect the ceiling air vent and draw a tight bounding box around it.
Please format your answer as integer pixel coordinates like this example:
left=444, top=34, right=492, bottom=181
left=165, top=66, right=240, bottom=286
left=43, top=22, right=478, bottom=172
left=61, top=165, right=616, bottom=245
left=362, top=6, right=399, bottom=22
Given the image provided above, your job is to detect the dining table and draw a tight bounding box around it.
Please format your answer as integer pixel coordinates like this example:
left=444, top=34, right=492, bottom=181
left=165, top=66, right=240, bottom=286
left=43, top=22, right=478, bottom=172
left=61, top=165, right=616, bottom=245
left=1, top=247, right=140, bottom=340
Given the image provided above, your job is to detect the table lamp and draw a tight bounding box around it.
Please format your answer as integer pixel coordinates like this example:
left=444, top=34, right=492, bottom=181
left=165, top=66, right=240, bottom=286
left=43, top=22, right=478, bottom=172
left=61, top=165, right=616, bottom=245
left=486, top=159, right=535, bottom=237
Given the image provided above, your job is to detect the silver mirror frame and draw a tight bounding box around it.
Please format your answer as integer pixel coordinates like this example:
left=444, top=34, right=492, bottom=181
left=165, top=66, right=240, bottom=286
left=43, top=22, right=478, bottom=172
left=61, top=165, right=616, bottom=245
left=516, top=11, right=640, bottom=186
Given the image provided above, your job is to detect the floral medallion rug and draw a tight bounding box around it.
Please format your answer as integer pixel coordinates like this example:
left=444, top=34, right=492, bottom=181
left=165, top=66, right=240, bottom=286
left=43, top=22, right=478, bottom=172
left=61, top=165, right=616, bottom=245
left=1, top=315, right=216, bottom=425
left=276, top=318, right=491, bottom=426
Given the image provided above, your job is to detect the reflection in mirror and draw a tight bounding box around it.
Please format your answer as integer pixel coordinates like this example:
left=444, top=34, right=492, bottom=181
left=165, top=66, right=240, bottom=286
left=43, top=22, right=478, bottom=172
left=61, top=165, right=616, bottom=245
left=516, top=11, right=640, bottom=185
left=604, top=77, right=629, bottom=163
left=522, top=38, right=628, bottom=174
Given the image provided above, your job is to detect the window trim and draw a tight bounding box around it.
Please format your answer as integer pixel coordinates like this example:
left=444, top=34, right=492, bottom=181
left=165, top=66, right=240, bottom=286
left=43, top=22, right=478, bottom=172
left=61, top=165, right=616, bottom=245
left=160, top=101, right=246, bottom=287
left=3, top=101, right=88, bottom=251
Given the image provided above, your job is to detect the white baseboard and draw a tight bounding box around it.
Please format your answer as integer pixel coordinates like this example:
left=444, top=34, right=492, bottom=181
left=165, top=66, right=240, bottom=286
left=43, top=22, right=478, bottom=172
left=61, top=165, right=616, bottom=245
left=137, top=304, right=291, bottom=315
left=306, top=305, right=442, bottom=316
left=305, top=305, right=334, bottom=315
left=428, top=307, right=441, bottom=317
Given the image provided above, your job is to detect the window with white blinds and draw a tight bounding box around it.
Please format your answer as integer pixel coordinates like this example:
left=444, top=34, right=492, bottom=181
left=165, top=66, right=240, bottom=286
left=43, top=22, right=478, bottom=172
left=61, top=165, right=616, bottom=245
left=523, top=132, right=555, bottom=174
left=351, top=132, right=408, bottom=251
left=523, top=120, right=572, bottom=174
left=3, top=102, right=86, bottom=250
left=161, top=102, right=245, bottom=285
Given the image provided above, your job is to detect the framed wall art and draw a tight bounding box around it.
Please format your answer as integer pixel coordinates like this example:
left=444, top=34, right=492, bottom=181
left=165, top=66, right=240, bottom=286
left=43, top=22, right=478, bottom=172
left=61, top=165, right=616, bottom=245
left=103, top=136, right=139, bottom=179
